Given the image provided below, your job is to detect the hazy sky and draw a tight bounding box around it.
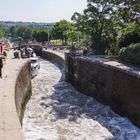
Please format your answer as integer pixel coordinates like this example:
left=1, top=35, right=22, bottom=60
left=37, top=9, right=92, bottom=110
left=0, top=0, right=87, bottom=23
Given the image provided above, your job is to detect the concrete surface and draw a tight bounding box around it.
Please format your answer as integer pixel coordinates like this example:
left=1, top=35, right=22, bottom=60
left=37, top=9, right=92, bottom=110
left=0, top=50, right=31, bottom=140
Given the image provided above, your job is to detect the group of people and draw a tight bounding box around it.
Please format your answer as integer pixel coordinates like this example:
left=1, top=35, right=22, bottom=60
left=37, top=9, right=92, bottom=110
left=14, top=47, right=36, bottom=59
left=0, top=46, right=36, bottom=79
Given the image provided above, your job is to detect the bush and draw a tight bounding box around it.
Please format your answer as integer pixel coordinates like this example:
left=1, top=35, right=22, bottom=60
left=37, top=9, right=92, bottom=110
left=119, top=43, right=140, bottom=65
left=107, top=47, right=120, bottom=57
left=118, top=24, right=140, bottom=48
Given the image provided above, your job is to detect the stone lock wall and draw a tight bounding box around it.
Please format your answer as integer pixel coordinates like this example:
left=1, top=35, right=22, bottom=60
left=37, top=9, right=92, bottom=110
left=38, top=49, right=140, bottom=127
left=15, top=61, right=32, bottom=124
left=41, top=50, right=65, bottom=67
left=65, top=53, right=140, bottom=127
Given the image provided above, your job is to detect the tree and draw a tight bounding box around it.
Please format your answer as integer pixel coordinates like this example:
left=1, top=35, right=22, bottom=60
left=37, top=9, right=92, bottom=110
left=32, top=29, right=48, bottom=43
left=0, top=27, right=5, bottom=39
left=9, top=26, right=16, bottom=37
left=51, top=20, right=72, bottom=45
left=16, top=26, right=32, bottom=42
left=72, top=0, right=117, bottom=54
left=111, top=0, right=140, bottom=25
left=63, top=25, right=81, bottom=46
left=118, top=23, right=140, bottom=48
left=0, top=31, right=4, bottom=39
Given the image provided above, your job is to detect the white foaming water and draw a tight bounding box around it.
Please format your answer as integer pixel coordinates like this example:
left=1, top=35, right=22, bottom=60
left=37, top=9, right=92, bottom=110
left=23, top=59, right=140, bottom=140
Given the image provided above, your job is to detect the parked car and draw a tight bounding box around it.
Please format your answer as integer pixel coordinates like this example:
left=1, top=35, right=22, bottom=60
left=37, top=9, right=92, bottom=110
left=30, top=57, right=40, bottom=78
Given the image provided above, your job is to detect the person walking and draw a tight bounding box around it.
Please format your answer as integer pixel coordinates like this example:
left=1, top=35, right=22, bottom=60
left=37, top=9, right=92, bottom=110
left=3, top=51, right=7, bottom=57
left=0, top=58, right=3, bottom=78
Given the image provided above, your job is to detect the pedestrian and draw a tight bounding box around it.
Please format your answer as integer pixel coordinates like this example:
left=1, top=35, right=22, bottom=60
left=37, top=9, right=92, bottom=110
left=0, top=58, right=3, bottom=78
left=3, top=51, right=7, bottom=57
left=20, top=48, right=24, bottom=58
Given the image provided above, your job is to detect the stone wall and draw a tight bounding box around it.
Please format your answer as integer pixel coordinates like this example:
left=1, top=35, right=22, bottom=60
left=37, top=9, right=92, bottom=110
left=41, top=50, right=64, bottom=67
left=39, top=50, right=140, bottom=127
left=15, top=61, right=32, bottom=124
left=65, top=53, right=140, bottom=127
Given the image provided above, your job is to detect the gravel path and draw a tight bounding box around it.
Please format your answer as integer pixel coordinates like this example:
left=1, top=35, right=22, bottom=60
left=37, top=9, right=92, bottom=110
left=23, top=59, right=140, bottom=140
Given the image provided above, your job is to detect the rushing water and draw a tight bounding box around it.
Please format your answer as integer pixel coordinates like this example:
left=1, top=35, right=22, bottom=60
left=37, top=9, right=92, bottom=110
left=23, top=59, right=140, bottom=140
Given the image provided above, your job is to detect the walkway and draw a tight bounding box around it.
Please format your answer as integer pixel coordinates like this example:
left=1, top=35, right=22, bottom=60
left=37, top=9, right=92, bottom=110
left=23, top=59, right=140, bottom=140
left=0, top=50, right=27, bottom=140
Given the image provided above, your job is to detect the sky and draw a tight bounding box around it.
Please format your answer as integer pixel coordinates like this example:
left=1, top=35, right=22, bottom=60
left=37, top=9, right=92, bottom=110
left=0, top=0, right=87, bottom=23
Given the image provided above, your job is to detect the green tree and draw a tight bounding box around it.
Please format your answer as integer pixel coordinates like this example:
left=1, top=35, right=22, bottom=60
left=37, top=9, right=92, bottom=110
left=64, top=26, right=82, bottom=46
left=9, top=26, right=17, bottom=38
left=111, top=0, right=140, bottom=25
left=0, top=31, right=4, bottom=39
left=0, top=27, right=5, bottom=39
left=72, top=0, right=117, bottom=54
left=51, top=20, right=72, bottom=45
left=16, top=26, right=32, bottom=42
left=118, top=23, right=140, bottom=48
left=32, top=29, right=48, bottom=43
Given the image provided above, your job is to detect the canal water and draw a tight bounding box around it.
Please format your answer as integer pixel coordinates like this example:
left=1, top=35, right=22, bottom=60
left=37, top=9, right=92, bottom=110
left=23, top=59, right=140, bottom=140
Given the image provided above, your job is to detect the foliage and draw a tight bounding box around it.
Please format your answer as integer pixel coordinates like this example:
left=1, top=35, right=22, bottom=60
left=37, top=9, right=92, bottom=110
left=0, top=26, right=6, bottom=39
left=79, top=35, right=92, bottom=50
left=0, top=30, right=4, bottom=39
left=32, top=29, right=48, bottom=43
left=0, top=31, right=4, bottom=39
left=16, top=26, right=32, bottom=42
left=118, top=24, right=140, bottom=48
left=119, top=43, right=140, bottom=65
left=51, top=20, right=73, bottom=45
left=107, top=47, right=120, bottom=58
left=71, top=0, right=140, bottom=55
left=64, top=26, right=82, bottom=46
left=8, top=26, right=49, bottom=44
left=111, top=0, right=140, bottom=25
left=9, top=26, right=17, bottom=38
left=71, top=0, right=117, bottom=54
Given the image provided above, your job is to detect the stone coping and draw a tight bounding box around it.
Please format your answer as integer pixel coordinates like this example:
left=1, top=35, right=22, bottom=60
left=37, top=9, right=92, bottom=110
left=45, top=49, right=65, bottom=59
left=44, top=50, right=140, bottom=78
left=0, top=51, right=29, bottom=140
left=80, top=55, right=140, bottom=79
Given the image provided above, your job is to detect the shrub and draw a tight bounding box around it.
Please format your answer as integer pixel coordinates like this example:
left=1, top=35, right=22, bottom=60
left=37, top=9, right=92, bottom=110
left=107, top=47, right=120, bottom=58
left=119, top=43, right=140, bottom=65
left=118, top=24, right=140, bottom=48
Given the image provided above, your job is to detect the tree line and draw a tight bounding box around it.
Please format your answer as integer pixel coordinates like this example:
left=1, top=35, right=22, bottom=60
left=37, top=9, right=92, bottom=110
left=0, top=21, right=79, bottom=46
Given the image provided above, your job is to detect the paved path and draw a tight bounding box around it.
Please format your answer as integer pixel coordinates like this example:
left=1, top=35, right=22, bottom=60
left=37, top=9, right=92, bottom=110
left=0, top=51, right=27, bottom=140
left=23, top=59, right=140, bottom=140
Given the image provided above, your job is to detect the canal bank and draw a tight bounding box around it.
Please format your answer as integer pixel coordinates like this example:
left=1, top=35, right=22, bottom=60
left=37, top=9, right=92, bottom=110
left=0, top=50, right=31, bottom=140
